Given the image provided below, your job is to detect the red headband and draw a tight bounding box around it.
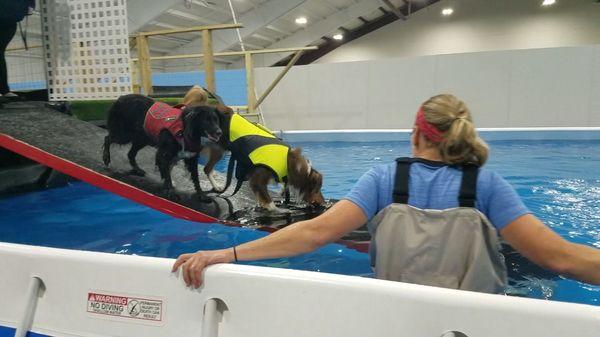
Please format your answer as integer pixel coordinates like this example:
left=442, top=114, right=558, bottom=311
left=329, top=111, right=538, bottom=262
left=415, top=106, right=444, bottom=143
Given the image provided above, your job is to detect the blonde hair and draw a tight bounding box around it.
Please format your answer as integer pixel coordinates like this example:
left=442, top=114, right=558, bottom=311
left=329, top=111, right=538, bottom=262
left=421, top=94, right=489, bottom=166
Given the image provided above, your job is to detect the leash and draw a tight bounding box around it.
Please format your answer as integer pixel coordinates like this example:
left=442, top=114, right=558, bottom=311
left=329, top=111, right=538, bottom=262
left=284, top=185, right=290, bottom=205
left=18, top=16, right=28, bottom=51
left=219, top=155, right=244, bottom=198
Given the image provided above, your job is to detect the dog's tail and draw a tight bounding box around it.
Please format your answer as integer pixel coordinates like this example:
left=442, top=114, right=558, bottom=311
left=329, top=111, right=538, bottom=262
left=105, top=98, right=132, bottom=144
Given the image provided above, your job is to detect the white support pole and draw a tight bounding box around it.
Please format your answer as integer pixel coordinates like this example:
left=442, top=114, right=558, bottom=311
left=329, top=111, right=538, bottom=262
left=15, top=277, right=44, bottom=337
left=201, top=298, right=219, bottom=337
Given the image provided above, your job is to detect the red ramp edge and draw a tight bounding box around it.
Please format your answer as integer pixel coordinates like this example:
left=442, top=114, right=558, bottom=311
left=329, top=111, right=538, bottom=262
left=0, top=133, right=218, bottom=224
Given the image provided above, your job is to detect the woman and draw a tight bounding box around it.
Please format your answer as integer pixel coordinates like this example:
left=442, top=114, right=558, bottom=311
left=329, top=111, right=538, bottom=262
left=0, top=0, right=35, bottom=97
left=172, top=94, right=600, bottom=291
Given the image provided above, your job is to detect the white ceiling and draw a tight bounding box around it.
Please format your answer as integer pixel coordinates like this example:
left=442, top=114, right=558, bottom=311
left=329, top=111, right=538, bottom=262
left=128, top=0, right=411, bottom=67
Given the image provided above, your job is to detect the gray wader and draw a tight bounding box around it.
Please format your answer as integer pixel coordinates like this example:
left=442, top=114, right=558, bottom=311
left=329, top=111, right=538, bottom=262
left=369, top=158, right=507, bottom=293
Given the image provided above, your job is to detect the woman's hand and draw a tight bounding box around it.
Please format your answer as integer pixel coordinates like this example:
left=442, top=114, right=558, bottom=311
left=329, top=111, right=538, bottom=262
left=171, top=200, right=368, bottom=288
left=171, top=249, right=234, bottom=288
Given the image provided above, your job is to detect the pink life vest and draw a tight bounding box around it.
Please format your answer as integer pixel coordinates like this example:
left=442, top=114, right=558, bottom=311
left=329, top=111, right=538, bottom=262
left=143, top=102, right=201, bottom=152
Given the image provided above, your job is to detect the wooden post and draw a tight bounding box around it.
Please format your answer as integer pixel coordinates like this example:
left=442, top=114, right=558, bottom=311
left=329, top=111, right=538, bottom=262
left=130, top=60, right=140, bottom=94
left=245, top=53, right=256, bottom=114
left=254, top=50, right=304, bottom=110
left=202, top=29, right=216, bottom=93
left=136, top=34, right=152, bottom=95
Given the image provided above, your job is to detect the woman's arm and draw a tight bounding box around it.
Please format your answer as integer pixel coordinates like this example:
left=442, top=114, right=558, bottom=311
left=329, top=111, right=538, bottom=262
left=172, top=200, right=368, bottom=288
left=500, top=214, right=600, bottom=285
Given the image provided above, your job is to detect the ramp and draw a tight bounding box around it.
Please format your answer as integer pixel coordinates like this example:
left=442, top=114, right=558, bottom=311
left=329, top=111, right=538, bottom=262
left=0, top=101, right=369, bottom=251
left=0, top=101, right=241, bottom=223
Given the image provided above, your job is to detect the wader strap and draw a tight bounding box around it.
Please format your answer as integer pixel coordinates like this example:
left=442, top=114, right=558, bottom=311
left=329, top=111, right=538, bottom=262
left=458, top=164, right=479, bottom=207
left=393, top=157, right=479, bottom=207
left=393, top=157, right=412, bottom=204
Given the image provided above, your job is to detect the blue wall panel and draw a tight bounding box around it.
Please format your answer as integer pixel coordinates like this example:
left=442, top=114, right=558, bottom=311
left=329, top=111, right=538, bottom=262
left=152, top=69, right=247, bottom=106
left=9, top=70, right=248, bottom=106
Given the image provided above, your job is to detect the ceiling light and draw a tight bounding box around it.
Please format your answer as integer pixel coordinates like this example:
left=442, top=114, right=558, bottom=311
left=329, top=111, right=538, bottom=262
left=295, top=16, right=307, bottom=25
left=333, top=33, right=343, bottom=40
left=542, top=0, right=556, bottom=6
left=441, top=8, right=454, bottom=16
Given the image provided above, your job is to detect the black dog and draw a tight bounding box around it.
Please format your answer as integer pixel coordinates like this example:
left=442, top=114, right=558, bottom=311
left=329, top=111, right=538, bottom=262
left=102, top=94, right=222, bottom=201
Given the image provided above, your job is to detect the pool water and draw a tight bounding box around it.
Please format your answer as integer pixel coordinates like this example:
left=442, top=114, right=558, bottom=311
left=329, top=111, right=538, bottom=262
left=1, top=140, right=599, bottom=305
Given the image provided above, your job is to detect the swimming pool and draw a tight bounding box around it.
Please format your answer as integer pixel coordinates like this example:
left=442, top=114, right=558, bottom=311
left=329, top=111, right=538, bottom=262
left=1, top=139, right=599, bottom=305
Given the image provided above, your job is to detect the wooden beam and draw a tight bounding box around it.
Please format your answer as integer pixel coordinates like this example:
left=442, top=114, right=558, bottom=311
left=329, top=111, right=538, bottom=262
left=130, top=46, right=318, bottom=62
left=245, top=53, right=256, bottom=115
left=245, top=46, right=317, bottom=55
left=202, top=30, right=216, bottom=93
left=138, top=23, right=243, bottom=37
left=129, top=36, right=137, bottom=49
left=136, top=34, right=153, bottom=95
left=254, top=50, right=303, bottom=110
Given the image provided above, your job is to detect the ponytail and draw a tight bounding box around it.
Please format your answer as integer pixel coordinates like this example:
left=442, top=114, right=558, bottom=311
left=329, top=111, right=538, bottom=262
left=421, top=95, right=489, bottom=166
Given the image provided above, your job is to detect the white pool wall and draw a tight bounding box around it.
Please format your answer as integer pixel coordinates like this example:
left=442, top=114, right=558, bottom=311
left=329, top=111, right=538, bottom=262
left=255, top=45, right=600, bottom=131
left=275, top=127, right=600, bottom=143
left=1, top=242, right=599, bottom=337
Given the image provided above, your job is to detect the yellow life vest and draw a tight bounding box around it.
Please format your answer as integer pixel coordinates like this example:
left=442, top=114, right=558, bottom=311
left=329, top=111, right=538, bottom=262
left=229, top=114, right=289, bottom=182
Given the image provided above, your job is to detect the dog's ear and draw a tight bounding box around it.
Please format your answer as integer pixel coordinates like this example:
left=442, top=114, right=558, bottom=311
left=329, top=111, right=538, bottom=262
left=216, top=103, right=234, bottom=117
left=289, top=147, right=302, bottom=158
left=182, top=107, right=201, bottom=140
left=215, top=108, right=228, bottom=126
left=183, top=107, right=200, bottom=123
left=288, top=147, right=300, bottom=162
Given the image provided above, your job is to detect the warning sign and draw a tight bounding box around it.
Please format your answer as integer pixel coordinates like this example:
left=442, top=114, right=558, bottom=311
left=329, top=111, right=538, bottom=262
left=87, top=292, right=163, bottom=323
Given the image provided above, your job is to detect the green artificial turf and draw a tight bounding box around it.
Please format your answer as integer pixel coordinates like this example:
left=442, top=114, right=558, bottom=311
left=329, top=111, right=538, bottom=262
left=69, top=97, right=186, bottom=121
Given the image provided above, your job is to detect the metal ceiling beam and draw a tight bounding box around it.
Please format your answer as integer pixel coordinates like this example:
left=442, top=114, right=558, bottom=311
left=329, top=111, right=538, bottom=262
left=251, top=33, right=277, bottom=44
left=240, top=42, right=264, bottom=50
left=127, top=0, right=181, bottom=33
left=380, top=0, right=407, bottom=20
left=164, top=9, right=220, bottom=25
left=188, top=0, right=232, bottom=17
left=167, top=0, right=307, bottom=55
left=264, top=24, right=291, bottom=36
left=240, top=0, right=388, bottom=68
left=150, top=21, right=178, bottom=29
left=318, top=1, right=340, bottom=13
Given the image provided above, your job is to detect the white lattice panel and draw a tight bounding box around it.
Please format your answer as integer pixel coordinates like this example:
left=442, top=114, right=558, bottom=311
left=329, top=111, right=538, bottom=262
left=41, top=0, right=132, bottom=101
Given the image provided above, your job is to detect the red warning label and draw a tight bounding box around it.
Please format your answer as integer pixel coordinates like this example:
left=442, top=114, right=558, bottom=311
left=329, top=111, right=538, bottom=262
left=87, top=292, right=163, bottom=322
